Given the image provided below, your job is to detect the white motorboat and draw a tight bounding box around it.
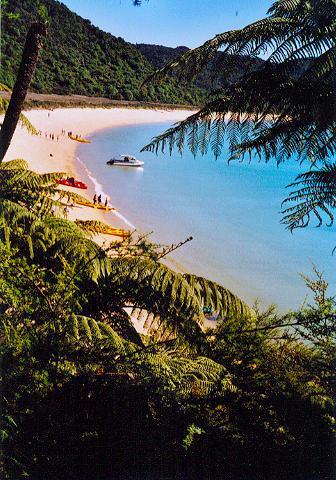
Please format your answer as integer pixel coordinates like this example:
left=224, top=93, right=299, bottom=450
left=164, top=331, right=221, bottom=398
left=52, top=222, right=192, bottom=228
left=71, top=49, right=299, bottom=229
left=106, top=154, right=144, bottom=167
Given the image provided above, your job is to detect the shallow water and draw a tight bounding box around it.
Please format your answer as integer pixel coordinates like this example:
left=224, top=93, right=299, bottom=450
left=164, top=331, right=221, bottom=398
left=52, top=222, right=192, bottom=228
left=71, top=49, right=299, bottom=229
left=78, top=122, right=335, bottom=310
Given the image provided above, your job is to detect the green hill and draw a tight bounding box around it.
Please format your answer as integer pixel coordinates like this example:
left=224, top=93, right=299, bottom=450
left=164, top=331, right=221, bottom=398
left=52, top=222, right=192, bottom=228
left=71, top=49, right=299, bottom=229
left=1, top=0, right=205, bottom=105
left=136, top=43, right=313, bottom=91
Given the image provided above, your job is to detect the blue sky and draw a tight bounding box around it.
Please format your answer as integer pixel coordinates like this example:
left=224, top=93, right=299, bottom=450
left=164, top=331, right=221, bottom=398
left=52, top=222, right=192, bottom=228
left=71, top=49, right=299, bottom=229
left=61, top=0, right=273, bottom=48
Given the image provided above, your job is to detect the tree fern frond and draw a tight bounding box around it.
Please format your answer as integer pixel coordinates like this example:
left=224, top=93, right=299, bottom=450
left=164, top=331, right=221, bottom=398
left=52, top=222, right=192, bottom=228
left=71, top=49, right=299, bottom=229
left=281, top=163, right=336, bottom=230
left=141, top=0, right=336, bottom=243
left=0, top=83, right=12, bottom=93
left=59, top=190, right=90, bottom=206
left=183, top=274, right=251, bottom=319
left=70, top=315, right=135, bottom=354
left=18, top=112, right=39, bottom=135
left=75, top=219, right=114, bottom=235
left=0, top=93, right=38, bottom=135
left=133, top=348, right=235, bottom=397
left=0, top=159, right=29, bottom=170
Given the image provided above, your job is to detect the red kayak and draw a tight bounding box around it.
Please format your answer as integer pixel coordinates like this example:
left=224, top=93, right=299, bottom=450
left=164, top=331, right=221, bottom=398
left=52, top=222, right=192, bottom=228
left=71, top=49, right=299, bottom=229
left=56, top=177, right=88, bottom=189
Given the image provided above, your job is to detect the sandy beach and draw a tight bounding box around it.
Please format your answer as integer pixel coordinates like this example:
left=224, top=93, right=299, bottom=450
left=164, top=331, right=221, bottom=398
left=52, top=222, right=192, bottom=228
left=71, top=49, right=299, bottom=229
left=3, top=107, right=191, bottom=244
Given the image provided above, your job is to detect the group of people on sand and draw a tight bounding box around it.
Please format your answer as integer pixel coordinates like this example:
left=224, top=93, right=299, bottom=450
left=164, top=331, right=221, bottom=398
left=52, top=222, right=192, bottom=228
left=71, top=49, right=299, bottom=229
left=67, top=131, right=82, bottom=140
left=40, top=129, right=84, bottom=142
left=43, top=132, right=60, bottom=141
left=93, top=194, right=108, bottom=207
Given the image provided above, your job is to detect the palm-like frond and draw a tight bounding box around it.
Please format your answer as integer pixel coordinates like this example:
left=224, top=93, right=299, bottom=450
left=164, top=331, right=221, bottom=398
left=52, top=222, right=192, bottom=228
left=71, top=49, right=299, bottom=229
left=75, top=219, right=115, bottom=235
left=0, top=161, right=66, bottom=217
left=107, top=257, right=203, bottom=336
left=62, top=312, right=234, bottom=398
left=61, top=190, right=91, bottom=205
left=0, top=84, right=38, bottom=135
left=281, top=163, right=336, bottom=230
left=0, top=199, right=110, bottom=279
left=102, top=258, right=250, bottom=341
left=183, top=274, right=251, bottom=319
left=69, top=314, right=136, bottom=355
left=0, top=83, right=12, bottom=93
left=131, top=348, right=235, bottom=397
left=0, top=158, right=29, bottom=170
left=142, top=0, right=336, bottom=230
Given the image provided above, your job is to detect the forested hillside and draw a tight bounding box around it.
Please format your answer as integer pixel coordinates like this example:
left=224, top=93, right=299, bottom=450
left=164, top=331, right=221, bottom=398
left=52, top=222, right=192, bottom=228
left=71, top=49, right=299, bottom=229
left=0, top=0, right=205, bottom=104
left=136, top=43, right=266, bottom=90
left=136, top=43, right=190, bottom=69
left=136, top=43, right=311, bottom=91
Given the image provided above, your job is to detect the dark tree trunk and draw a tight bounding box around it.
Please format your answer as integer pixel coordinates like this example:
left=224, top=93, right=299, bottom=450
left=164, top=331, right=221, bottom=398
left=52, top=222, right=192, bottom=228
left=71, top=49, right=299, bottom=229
left=0, top=22, right=47, bottom=163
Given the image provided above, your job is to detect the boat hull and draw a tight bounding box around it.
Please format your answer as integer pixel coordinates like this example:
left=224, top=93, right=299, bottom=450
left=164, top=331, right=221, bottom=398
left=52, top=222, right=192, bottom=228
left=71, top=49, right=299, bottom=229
left=106, top=161, right=144, bottom=167
left=75, top=200, right=115, bottom=211
left=68, top=135, right=91, bottom=143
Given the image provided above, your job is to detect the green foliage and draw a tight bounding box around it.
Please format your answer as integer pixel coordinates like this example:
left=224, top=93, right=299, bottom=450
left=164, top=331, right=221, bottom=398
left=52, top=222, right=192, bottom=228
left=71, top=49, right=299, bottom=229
left=1, top=0, right=205, bottom=105
left=142, top=0, right=336, bottom=232
left=182, top=423, right=205, bottom=450
left=281, top=162, right=336, bottom=230
left=1, top=2, right=335, bottom=471
left=0, top=84, right=39, bottom=135
left=1, top=189, right=335, bottom=479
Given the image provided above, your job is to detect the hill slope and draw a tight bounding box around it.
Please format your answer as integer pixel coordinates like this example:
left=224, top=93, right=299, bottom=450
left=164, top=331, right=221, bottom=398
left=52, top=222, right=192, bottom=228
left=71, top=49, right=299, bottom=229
left=1, top=0, right=205, bottom=105
left=136, top=43, right=312, bottom=91
left=136, top=43, right=269, bottom=90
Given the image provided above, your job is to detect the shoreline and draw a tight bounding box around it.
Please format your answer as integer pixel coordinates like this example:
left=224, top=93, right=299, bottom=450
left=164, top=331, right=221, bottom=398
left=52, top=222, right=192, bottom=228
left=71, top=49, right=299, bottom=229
left=3, top=106, right=193, bottom=250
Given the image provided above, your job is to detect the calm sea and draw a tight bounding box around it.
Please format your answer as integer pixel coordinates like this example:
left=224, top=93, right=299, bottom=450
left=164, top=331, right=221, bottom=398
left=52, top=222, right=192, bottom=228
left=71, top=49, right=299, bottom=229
left=77, top=122, right=335, bottom=311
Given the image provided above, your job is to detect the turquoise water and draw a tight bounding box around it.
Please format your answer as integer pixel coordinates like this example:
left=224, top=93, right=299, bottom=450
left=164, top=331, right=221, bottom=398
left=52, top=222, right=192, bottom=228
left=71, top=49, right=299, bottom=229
left=78, top=122, right=335, bottom=310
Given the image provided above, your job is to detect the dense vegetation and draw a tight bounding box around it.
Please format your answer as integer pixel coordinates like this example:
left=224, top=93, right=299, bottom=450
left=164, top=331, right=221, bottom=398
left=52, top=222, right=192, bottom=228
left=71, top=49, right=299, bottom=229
left=136, top=43, right=267, bottom=90
left=1, top=1, right=335, bottom=479
left=1, top=0, right=205, bottom=104
left=136, top=43, right=311, bottom=93
left=136, top=43, right=190, bottom=70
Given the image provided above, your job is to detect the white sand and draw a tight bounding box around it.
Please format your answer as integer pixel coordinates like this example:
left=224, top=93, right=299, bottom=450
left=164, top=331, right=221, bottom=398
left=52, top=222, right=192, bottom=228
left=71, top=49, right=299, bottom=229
left=3, top=107, right=191, bottom=244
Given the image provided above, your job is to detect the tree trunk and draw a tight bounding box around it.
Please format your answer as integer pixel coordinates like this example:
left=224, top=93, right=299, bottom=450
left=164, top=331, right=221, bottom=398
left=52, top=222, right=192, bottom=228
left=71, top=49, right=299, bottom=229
left=0, top=22, right=47, bottom=163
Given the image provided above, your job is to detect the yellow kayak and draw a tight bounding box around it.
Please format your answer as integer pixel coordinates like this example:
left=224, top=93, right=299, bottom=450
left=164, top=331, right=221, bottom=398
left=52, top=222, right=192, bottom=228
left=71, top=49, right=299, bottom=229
left=75, top=220, right=130, bottom=239
left=75, top=200, right=115, bottom=211
left=103, top=227, right=131, bottom=238
left=69, top=134, right=91, bottom=143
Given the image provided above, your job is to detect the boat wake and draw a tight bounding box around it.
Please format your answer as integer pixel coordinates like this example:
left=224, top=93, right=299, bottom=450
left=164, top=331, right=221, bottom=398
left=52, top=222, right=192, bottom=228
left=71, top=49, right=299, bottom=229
left=76, top=156, right=136, bottom=230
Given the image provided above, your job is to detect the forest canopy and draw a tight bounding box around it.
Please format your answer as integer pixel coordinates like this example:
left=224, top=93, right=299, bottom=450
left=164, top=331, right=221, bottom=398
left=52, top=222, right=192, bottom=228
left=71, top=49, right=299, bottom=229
left=0, top=0, right=205, bottom=105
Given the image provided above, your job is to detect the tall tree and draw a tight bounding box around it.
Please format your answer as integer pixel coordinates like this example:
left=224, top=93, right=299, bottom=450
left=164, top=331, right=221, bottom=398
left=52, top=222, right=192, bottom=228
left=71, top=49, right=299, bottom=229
left=0, top=21, right=47, bottom=162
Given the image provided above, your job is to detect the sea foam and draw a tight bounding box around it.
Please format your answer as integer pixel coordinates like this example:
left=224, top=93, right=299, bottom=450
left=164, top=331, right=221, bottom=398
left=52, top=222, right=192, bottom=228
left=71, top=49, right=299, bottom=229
left=76, top=156, right=136, bottom=230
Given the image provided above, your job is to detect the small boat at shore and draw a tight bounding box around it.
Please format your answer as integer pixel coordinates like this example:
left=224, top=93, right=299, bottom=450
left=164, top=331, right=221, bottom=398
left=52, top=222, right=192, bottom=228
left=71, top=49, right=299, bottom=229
left=68, top=134, right=91, bottom=143
left=101, top=227, right=131, bottom=238
left=57, top=177, right=88, bottom=189
left=75, top=220, right=130, bottom=238
left=106, top=154, right=144, bottom=167
left=75, top=199, right=116, bottom=211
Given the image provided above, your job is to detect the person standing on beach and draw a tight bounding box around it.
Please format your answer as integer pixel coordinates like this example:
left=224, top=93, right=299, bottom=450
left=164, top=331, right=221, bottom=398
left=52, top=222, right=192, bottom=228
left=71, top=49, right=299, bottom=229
left=93, top=194, right=97, bottom=205
left=98, top=194, right=102, bottom=204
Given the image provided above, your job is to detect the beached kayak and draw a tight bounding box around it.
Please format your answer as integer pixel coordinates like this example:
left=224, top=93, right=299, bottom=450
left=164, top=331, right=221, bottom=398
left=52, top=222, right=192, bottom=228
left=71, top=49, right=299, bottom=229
left=75, top=219, right=130, bottom=238
left=68, top=134, right=91, bottom=143
left=75, top=200, right=116, bottom=211
left=102, top=227, right=130, bottom=238
left=57, top=177, right=88, bottom=189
